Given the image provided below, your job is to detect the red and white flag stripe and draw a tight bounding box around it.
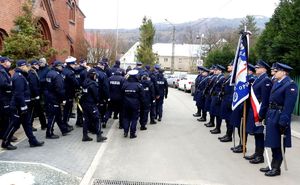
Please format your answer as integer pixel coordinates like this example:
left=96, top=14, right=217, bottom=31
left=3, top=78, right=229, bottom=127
left=250, top=86, right=261, bottom=126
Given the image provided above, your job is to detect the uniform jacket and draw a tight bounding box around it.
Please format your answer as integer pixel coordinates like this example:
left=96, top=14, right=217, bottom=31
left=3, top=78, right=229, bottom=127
left=95, top=67, right=110, bottom=101
left=193, top=74, right=203, bottom=101
left=220, top=74, right=234, bottom=120
left=141, top=78, right=155, bottom=107
left=122, top=76, right=145, bottom=110
left=45, top=69, right=65, bottom=105
left=210, top=74, right=225, bottom=116
left=156, top=73, right=168, bottom=97
left=195, top=75, right=209, bottom=108
left=80, top=78, right=99, bottom=106
left=108, top=74, right=125, bottom=102
left=265, top=76, right=298, bottom=148
left=27, top=68, right=41, bottom=99
left=62, top=65, right=80, bottom=99
left=37, top=66, right=50, bottom=92
left=0, top=65, right=12, bottom=106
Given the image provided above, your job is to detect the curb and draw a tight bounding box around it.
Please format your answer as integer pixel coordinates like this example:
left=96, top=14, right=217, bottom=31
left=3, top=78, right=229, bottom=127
left=291, top=129, right=300, bottom=139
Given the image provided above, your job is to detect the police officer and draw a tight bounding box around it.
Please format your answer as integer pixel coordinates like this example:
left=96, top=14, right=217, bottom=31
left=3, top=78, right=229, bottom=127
left=80, top=68, right=107, bottom=142
left=203, top=66, right=217, bottom=126
left=134, top=61, right=145, bottom=77
left=121, top=69, right=145, bottom=138
left=260, top=63, right=298, bottom=176
left=156, top=68, right=168, bottom=122
left=94, top=60, right=110, bottom=128
left=102, top=58, right=112, bottom=78
left=75, top=59, right=88, bottom=127
left=111, top=60, right=125, bottom=76
left=193, top=66, right=204, bottom=117
left=149, top=64, right=160, bottom=124
left=270, top=63, right=278, bottom=83
left=1, top=60, right=44, bottom=150
left=0, top=57, right=12, bottom=139
left=196, top=67, right=210, bottom=122
left=107, top=69, right=125, bottom=128
left=209, top=64, right=225, bottom=134
left=244, top=60, right=272, bottom=164
left=45, top=61, right=73, bottom=139
left=62, top=56, right=80, bottom=129
left=139, top=72, right=155, bottom=130
left=219, top=62, right=234, bottom=142
left=27, top=60, right=47, bottom=131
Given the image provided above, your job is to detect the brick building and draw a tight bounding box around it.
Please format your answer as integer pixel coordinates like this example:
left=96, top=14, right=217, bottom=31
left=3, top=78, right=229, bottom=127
left=0, top=0, right=85, bottom=61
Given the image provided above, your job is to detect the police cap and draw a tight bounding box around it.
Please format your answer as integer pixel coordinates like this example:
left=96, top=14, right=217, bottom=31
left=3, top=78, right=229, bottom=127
left=16, top=59, right=27, bottom=67
left=136, top=61, right=143, bottom=66
left=30, top=59, right=39, bottom=66
left=65, top=56, right=77, bottom=65
left=53, top=61, right=64, bottom=67
left=255, top=60, right=270, bottom=70
left=127, top=69, right=139, bottom=76
left=0, top=57, right=11, bottom=63
left=248, top=63, right=255, bottom=72
left=154, top=64, right=160, bottom=69
left=274, top=62, right=293, bottom=73
left=215, top=64, right=225, bottom=72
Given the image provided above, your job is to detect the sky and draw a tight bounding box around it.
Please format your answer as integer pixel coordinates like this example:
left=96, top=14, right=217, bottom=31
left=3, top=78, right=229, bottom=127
left=79, top=0, right=280, bottom=29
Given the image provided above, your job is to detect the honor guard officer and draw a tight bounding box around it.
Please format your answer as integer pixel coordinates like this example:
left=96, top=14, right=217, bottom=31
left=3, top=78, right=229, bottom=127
left=0, top=57, right=12, bottom=139
left=121, top=69, right=145, bottom=138
left=219, top=61, right=234, bottom=142
left=62, top=56, right=80, bottom=129
left=1, top=60, right=44, bottom=150
left=27, top=60, right=47, bottom=131
left=270, top=63, right=278, bottom=83
left=193, top=66, right=204, bottom=117
left=203, top=65, right=217, bottom=127
left=149, top=64, right=160, bottom=124
left=209, top=64, right=225, bottom=134
left=95, top=60, right=110, bottom=128
left=245, top=60, right=272, bottom=164
left=155, top=68, right=168, bottom=122
left=260, top=63, right=298, bottom=177
left=45, top=61, right=73, bottom=139
left=139, top=72, right=155, bottom=130
left=107, top=69, right=125, bottom=128
left=80, top=68, right=107, bottom=142
left=196, top=67, right=210, bottom=122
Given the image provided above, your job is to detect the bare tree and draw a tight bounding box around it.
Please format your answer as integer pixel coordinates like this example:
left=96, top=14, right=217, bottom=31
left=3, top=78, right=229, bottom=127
left=202, top=27, right=221, bottom=52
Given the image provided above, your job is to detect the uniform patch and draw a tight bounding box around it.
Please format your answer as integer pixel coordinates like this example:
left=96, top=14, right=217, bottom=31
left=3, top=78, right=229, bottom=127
left=291, top=88, right=295, bottom=91
left=266, top=83, right=270, bottom=86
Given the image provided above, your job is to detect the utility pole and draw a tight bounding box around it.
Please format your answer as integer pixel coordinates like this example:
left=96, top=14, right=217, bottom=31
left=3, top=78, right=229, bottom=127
left=165, top=19, right=175, bottom=74
left=196, top=33, right=204, bottom=66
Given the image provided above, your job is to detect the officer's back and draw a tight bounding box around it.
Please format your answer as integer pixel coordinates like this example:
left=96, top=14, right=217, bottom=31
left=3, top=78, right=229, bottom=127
left=45, top=66, right=65, bottom=105
left=108, top=71, right=125, bottom=102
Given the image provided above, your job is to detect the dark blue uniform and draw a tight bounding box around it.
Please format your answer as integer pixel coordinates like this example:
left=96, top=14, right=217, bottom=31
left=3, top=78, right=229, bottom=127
left=107, top=73, right=125, bottom=128
left=0, top=65, right=12, bottom=138
left=27, top=68, right=47, bottom=129
left=45, top=68, right=69, bottom=137
left=111, top=64, right=125, bottom=76
left=203, top=74, right=217, bottom=126
left=2, top=68, right=41, bottom=147
left=75, top=65, right=87, bottom=127
left=196, top=75, right=209, bottom=120
left=193, top=74, right=203, bottom=116
left=121, top=75, right=145, bottom=138
left=155, top=72, right=168, bottom=121
left=62, top=65, right=80, bottom=126
left=140, top=76, right=155, bottom=128
left=246, top=72, right=272, bottom=162
left=149, top=70, right=159, bottom=123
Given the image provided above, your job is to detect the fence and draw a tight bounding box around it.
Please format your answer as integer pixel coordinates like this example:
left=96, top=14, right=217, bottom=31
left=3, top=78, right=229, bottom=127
left=292, top=76, right=300, bottom=116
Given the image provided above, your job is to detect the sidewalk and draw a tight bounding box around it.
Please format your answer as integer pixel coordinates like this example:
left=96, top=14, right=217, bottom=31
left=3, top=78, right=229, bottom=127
left=291, top=115, right=300, bottom=138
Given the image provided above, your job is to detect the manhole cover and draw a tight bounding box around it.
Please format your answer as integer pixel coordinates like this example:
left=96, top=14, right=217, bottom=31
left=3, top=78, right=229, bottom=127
left=93, top=180, right=191, bottom=185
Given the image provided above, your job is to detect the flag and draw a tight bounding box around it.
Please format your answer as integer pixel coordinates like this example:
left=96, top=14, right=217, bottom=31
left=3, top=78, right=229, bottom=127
left=250, top=86, right=262, bottom=126
left=230, top=32, right=250, bottom=110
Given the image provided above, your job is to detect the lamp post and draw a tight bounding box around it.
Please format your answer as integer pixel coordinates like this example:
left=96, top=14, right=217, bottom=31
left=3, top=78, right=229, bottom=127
left=196, top=33, right=204, bottom=66
left=165, top=19, right=175, bottom=74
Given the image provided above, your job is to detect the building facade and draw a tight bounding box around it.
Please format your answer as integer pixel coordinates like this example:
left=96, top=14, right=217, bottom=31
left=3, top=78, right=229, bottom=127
left=0, top=0, right=85, bottom=61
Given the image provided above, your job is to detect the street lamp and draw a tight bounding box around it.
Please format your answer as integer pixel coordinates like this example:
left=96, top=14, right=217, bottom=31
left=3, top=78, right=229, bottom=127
left=165, top=19, right=175, bottom=74
left=196, top=33, right=204, bottom=66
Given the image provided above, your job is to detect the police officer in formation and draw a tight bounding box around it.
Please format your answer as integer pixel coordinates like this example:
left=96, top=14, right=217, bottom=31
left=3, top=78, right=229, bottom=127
left=193, top=66, right=204, bottom=117
left=194, top=59, right=298, bottom=177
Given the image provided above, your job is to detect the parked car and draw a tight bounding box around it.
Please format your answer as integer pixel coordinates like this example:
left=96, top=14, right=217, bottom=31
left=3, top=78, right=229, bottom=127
left=178, top=74, right=198, bottom=92
left=190, top=82, right=195, bottom=96
left=167, top=73, right=187, bottom=88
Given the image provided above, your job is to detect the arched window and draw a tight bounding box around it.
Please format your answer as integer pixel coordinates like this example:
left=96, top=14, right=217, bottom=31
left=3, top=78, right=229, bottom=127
left=69, top=1, right=75, bottom=23
left=37, top=18, right=52, bottom=46
left=0, top=28, right=8, bottom=51
left=70, top=45, right=74, bottom=56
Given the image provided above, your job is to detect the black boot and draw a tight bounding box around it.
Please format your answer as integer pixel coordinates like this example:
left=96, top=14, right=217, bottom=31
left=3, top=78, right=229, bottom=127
left=140, top=126, right=147, bottom=130
left=1, top=140, right=17, bottom=150
left=82, top=135, right=93, bottom=142
left=205, top=122, right=215, bottom=127
left=265, top=160, right=281, bottom=177
left=193, top=112, right=201, bottom=117
left=220, top=135, right=232, bottom=142
left=250, top=147, right=264, bottom=164
left=210, top=128, right=221, bottom=134
left=232, top=145, right=245, bottom=153
left=29, top=140, right=45, bottom=147
left=97, top=134, right=107, bottom=142
left=150, top=119, right=157, bottom=124
left=218, top=134, right=227, bottom=140
left=197, top=117, right=207, bottom=122
left=260, top=159, right=274, bottom=172
left=244, top=147, right=257, bottom=160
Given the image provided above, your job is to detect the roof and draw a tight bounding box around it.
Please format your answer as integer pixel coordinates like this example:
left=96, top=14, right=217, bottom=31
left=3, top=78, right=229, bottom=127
left=153, top=43, right=202, bottom=57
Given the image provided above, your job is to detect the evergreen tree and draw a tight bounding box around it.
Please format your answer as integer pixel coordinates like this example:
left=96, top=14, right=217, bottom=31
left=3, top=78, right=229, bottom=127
left=136, top=16, right=156, bottom=66
left=204, top=44, right=235, bottom=68
left=1, top=0, right=56, bottom=61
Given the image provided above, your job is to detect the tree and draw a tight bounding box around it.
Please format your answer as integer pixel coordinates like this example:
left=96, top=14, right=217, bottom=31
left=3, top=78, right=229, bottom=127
left=238, top=15, right=260, bottom=49
left=0, top=0, right=56, bottom=61
left=204, top=44, right=235, bottom=68
left=255, top=0, right=300, bottom=75
left=136, top=16, right=156, bottom=65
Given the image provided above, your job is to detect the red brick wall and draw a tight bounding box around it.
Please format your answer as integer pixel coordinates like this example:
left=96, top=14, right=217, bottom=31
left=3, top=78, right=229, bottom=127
left=0, top=0, right=85, bottom=62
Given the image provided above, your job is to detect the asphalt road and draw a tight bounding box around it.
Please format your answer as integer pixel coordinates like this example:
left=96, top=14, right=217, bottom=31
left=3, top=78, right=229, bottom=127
left=88, top=88, right=300, bottom=185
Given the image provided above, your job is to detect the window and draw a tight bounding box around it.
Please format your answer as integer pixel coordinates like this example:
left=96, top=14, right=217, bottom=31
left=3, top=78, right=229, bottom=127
left=164, top=58, right=168, bottom=62
left=69, top=1, right=76, bottom=23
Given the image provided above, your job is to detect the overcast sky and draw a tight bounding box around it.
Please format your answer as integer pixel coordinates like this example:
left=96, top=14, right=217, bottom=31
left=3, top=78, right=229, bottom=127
left=79, top=0, right=279, bottom=29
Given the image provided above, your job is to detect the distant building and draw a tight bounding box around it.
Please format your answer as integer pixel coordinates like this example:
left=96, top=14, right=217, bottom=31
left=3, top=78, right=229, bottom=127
left=120, top=42, right=203, bottom=72
left=0, top=0, right=85, bottom=62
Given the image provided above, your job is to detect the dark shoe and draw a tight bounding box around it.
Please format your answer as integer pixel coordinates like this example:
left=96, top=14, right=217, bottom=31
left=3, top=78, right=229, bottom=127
left=140, top=126, right=147, bottom=130
left=205, top=122, right=215, bottom=127
left=265, top=168, right=281, bottom=177
left=218, top=134, right=227, bottom=140
left=197, top=117, right=206, bottom=122
left=2, top=142, right=17, bottom=150
left=220, top=136, right=232, bottom=142
left=30, top=141, right=44, bottom=147
left=62, top=126, right=73, bottom=136
left=102, top=123, right=106, bottom=128
left=32, top=127, right=38, bottom=132
left=210, top=128, right=221, bottom=134
left=82, top=135, right=93, bottom=142
left=10, top=136, right=18, bottom=142
left=130, top=134, right=137, bottom=139
left=76, top=122, right=83, bottom=127
left=158, top=118, right=162, bottom=122
left=46, top=134, right=59, bottom=139
left=260, top=166, right=271, bottom=173
left=67, top=125, right=74, bottom=131
left=97, top=135, right=107, bottom=142
left=249, top=156, right=264, bottom=164
left=113, top=116, right=118, bottom=119
left=41, top=126, right=47, bottom=130
left=244, top=153, right=256, bottom=160
left=233, top=145, right=245, bottom=153
left=193, top=113, right=201, bottom=117
left=150, top=120, right=157, bottom=124
left=124, top=133, right=128, bottom=137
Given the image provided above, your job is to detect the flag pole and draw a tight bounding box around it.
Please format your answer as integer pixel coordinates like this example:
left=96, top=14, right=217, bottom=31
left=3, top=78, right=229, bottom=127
left=242, top=25, right=248, bottom=157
